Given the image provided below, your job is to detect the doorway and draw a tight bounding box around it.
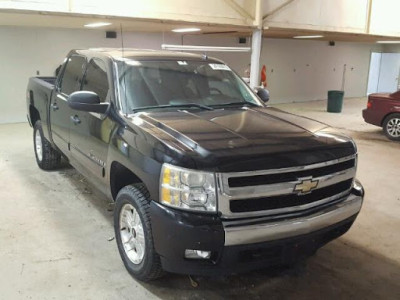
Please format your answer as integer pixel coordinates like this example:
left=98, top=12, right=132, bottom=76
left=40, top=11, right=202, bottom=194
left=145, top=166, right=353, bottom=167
left=367, top=52, right=400, bottom=95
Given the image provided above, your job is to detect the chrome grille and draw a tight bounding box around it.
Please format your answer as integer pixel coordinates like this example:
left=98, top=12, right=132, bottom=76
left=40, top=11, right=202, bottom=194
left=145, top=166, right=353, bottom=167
left=216, top=155, right=356, bottom=218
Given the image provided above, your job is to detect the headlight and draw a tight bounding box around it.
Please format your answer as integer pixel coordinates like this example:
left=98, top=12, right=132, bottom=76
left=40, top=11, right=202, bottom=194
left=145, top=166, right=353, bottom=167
left=160, top=163, right=217, bottom=212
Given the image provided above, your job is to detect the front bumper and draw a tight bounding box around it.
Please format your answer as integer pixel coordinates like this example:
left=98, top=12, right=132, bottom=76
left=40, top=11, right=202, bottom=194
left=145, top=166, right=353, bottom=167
left=150, top=189, right=363, bottom=276
left=224, top=193, right=362, bottom=246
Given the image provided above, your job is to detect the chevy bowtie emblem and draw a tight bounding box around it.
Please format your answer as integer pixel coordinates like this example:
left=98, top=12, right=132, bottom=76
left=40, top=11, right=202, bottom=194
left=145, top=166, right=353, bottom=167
left=294, top=178, right=319, bottom=194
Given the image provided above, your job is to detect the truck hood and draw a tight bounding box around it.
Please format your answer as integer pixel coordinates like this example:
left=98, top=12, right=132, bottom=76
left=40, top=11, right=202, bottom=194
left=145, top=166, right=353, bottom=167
left=129, top=107, right=356, bottom=172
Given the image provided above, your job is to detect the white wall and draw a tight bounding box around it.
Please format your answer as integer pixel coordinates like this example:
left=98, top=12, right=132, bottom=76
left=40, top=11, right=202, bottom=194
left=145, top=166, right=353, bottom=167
left=0, top=26, right=250, bottom=124
left=0, top=26, right=382, bottom=123
left=0, top=26, right=164, bottom=123
left=261, top=39, right=382, bottom=103
left=0, top=27, right=186, bottom=124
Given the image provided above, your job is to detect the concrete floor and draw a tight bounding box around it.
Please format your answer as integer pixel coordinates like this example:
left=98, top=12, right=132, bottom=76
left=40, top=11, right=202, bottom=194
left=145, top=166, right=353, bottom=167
left=0, top=97, right=399, bottom=299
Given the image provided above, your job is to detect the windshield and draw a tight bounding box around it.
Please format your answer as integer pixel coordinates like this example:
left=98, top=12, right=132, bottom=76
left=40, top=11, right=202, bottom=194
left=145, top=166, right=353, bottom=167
left=116, top=60, right=263, bottom=112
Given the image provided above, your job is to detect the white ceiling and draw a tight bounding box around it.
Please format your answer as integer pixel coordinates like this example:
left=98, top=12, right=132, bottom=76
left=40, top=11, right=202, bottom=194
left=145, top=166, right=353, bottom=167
left=1, top=10, right=400, bottom=43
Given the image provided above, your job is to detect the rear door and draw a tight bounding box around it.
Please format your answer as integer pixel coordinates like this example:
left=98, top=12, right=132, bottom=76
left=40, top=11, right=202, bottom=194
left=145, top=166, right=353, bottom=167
left=50, top=55, right=86, bottom=154
left=69, top=58, right=113, bottom=185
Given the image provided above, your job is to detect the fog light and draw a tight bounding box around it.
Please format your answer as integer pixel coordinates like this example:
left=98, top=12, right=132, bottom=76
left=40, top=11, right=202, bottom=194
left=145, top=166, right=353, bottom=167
left=352, top=179, right=364, bottom=197
left=184, top=249, right=211, bottom=259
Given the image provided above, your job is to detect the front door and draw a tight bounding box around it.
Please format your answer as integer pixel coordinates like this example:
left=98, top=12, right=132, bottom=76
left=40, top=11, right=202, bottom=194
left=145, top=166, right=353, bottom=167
left=69, top=58, right=113, bottom=187
left=50, top=55, right=86, bottom=155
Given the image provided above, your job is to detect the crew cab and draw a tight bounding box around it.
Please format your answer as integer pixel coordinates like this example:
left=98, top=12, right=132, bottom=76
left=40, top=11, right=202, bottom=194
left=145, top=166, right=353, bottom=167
left=363, top=91, right=400, bottom=140
left=27, top=49, right=364, bottom=281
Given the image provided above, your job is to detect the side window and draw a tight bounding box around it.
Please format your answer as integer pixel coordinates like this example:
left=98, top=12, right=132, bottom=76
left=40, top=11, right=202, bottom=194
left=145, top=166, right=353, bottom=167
left=59, top=55, right=86, bottom=95
left=82, top=59, right=109, bottom=102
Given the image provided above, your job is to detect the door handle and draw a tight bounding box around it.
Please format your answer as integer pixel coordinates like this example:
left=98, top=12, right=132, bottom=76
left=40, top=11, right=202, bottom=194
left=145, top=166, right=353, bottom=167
left=70, top=115, right=81, bottom=125
left=51, top=103, right=59, bottom=111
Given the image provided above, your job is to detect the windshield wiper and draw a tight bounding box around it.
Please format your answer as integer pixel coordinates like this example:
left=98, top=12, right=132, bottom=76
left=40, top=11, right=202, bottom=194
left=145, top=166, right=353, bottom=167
left=132, top=103, right=214, bottom=113
left=210, top=102, right=259, bottom=108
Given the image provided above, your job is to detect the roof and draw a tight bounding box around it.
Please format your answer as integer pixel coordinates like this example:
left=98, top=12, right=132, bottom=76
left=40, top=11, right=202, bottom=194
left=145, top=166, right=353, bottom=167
left=75, top=48, right=223, bottom=63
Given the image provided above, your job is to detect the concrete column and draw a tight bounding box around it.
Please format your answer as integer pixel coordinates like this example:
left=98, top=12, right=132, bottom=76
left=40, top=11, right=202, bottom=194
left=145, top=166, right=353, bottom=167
left=250, top=0, right=263, bottom=89
left=250, top=29, right=262, bottom=89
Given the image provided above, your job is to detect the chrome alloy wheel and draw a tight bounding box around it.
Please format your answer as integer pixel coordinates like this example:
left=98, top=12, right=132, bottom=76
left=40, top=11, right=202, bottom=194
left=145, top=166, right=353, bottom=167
left=387, top=118, right=400, bottom=138
left=119, top=204, right=146, bottom=264
left=35, top=130, right=43, bottom=161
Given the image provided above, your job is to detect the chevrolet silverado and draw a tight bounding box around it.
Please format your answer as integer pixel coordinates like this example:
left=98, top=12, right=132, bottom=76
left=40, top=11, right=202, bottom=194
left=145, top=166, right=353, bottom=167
left=27, top=49, right=364, bottom=281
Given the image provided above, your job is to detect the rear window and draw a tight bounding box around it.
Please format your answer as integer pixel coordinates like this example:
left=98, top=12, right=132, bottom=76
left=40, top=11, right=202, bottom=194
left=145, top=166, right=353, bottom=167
left=60, top=55, right=86, bottom=95
left=82, top=59, right=109, bottom=102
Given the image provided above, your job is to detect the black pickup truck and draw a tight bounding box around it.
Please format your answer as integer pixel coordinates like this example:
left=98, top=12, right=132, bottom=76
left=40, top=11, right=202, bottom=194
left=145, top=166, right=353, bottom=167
left=27, top=49, right=364, bottom=281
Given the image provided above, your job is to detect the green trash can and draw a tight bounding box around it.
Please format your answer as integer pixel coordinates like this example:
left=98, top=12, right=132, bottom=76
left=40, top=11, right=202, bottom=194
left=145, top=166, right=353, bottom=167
left=327, top=90, right=344, bottom=113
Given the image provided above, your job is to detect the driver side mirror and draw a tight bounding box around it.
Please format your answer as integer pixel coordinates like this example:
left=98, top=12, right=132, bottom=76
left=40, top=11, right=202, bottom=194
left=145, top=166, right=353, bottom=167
left=67, top=91, right=109, bottom=114
left=256, top=88, right=270, bottom=103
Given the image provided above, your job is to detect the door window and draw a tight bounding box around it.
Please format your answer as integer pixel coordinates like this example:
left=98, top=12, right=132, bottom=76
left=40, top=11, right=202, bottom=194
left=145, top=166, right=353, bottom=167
left=59, top=55, right=86, bottom=95
left=82, top=59, right=109, bottom=102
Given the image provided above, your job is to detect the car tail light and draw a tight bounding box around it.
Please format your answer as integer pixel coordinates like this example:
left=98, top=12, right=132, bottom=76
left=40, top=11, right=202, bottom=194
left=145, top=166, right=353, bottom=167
left=367, top=100, right=372, bottom=109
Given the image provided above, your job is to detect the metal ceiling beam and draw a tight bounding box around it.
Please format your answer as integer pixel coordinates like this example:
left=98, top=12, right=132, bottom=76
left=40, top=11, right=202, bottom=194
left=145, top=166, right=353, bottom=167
left=223, top=0, right=254, bottom=22
left=161, top=44, right=251, bottom=52
left=263, top=0, right=297, bottom=23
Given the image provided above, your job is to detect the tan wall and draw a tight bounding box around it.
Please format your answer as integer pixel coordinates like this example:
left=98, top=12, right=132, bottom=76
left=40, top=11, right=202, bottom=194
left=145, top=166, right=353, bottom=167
left=264, top=0, right=369, bottom=34
left=260, top=38, right=383, bottom=103
left=0, top=0, right=253, bottom=26
left=264, top=0, right=400, bottom=37
left=382, top=44, right=400, bottom=53
left=2, top=1, right=400, bottom=37
left=369, top=0, right=400, bottom=36
left=0, top=26, right=382, bottom=123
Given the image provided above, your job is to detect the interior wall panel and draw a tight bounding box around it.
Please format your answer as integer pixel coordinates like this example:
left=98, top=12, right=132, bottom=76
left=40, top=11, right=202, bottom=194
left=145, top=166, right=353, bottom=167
left=0, top=26, right=383, bottom=124
left=260, top=38, right=382, bottom=103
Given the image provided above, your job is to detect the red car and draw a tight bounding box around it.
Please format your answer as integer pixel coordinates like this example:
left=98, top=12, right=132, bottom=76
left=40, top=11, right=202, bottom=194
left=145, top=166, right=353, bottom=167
left=363, top=90, right=400, bottom=140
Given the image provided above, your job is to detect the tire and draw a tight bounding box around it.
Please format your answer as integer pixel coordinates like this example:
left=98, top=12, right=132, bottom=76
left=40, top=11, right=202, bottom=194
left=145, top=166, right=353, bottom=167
left=383, top=113, right=400, bottom=141
left=33, top=121, right=62, bottom=170
left=114, top=184, right=164, bottom=281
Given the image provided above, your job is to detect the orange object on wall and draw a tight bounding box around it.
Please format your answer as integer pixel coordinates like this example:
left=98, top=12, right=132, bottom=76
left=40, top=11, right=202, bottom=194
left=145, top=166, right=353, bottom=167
left=261, top=65, right=267, bottom=87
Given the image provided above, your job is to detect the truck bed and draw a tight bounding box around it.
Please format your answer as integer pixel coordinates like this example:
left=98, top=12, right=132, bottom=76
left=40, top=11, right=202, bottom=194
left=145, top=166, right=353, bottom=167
left=26, top=76, right=57, bottom=140
left=32, top=76, right=57, bottom=88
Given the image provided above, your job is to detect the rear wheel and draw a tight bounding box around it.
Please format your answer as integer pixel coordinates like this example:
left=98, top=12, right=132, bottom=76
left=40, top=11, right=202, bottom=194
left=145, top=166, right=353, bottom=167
left=114, top=184, right=164, bottom=281
left=383, top=113, right=400, bottom=141
left=33, top=121, right=62, bottom=170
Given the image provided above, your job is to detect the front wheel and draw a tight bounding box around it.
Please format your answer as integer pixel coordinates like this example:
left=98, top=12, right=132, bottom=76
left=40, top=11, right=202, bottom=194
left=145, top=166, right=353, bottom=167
left=33, top=121, right=61, bottom=170
left=383, top=113, right=400, bottom=141
left=114, top=184, right=164, bottom=281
